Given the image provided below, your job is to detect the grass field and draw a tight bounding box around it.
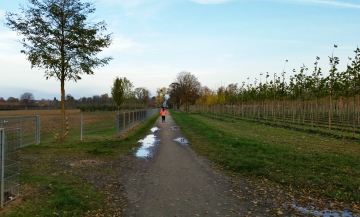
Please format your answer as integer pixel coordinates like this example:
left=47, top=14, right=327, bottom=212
left=171, top=111, right=360, bottom=206
left=1, top=112, right=159, bottom=216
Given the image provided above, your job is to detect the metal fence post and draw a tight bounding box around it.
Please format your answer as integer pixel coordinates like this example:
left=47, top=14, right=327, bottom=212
left=131, top=111, right=134, bottom=127
left=128, top=112, right=130, bottom=128
left=80, top=112, right=83, bottom=141
left=0, top=128, right=4, bottom=208
left=123, top=112, right=126, bottom=131
left=116, top=113, right=119, bottom=136
left=20, top=117, right=23, bottom=147
left=129, top=112, right=130, bottom=128
left=37, top=115, right=41, bottom=144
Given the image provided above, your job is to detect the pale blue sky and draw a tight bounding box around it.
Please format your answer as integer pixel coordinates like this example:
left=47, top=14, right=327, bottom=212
left=1, top=0, right=359, bottom=100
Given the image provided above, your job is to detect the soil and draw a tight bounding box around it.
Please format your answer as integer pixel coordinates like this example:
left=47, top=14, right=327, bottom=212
left=118, top=111, right=276, bottom=217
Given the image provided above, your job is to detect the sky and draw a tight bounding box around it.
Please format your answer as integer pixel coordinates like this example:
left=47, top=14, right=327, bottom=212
left=1, top=0, right=360, bottom=100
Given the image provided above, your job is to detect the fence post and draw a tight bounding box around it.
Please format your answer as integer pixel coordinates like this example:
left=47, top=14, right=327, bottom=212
left=132, top=111, right=134, bottom=127
left=129, top=111, right=131, bottom=128
left=37, top=115, right=41, bottom=144
left=80, top=112, right=83, bottom=141
left=123, top=112, right=126, bottom=131
left=0, top=128, right=4, bottom=208
left=20, top=117, right=23, bottom=147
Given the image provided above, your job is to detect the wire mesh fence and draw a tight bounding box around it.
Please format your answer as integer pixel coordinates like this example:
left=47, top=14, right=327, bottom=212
left=27, top=109, right=159, bottom=142
left=186, top=104, right=360, bottom=139
left=0, top=127, right=20, bottom=208
left=0, top=108, right=159, bottom=208
left=0, top=116, right=39, bottom=208
left=0, top=109, right=160, bottom=144
left=116, top=109, right=159, bottom=136
left=39, top=111, right=118, bottom=142
left=0, top=116, right=40, bottom=148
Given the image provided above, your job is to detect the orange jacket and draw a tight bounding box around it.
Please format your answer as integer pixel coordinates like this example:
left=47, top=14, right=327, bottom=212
left=160, top=109, right=166, bottom=116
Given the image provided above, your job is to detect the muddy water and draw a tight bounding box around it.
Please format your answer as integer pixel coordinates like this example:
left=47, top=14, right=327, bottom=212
left=136, top=126, right=188, bottom=158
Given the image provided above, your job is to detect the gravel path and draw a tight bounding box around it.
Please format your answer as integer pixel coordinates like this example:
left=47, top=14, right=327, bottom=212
left=122, top=111, right=271, bottom=217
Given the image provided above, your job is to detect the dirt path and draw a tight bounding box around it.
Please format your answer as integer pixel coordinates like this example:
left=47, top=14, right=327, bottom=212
left=122, top=111, right=272, bottom=217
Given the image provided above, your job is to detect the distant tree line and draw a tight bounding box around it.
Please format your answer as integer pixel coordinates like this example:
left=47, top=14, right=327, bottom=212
left=0, top=91, right=157, bottom=111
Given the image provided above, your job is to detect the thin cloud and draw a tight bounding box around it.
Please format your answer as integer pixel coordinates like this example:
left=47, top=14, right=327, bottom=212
left=0, top=31, right=23, bottom=52
left=190, top=0, right=233, bottom=4
left=103, top=36, right=149, bottom=54
left=273, top=0, right=360, bottom=9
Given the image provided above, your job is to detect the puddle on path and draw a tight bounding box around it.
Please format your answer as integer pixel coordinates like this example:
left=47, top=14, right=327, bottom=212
left=173, top=137, right=188, bottom=145
left=171, top=126, right=188, bottom=145
left=170, top=126, right=180, bottom=131
left=292, top=204, right=354, bottom=217
left=136, top=133, right=158, bottom=158
left=150, top=127, right=160, bottom=133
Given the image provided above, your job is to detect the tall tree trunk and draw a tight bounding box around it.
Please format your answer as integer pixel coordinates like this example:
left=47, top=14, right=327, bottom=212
left=353, top=80, right=358, bottom=137
left=329, top=94, right=332, bottom=131
left=61, top=78, right=66, bottom=141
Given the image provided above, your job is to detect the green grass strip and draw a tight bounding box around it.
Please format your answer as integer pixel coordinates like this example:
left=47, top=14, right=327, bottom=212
left=7, top=175, right=104, bottom=217
left=171, top=111, right=360, bottom=202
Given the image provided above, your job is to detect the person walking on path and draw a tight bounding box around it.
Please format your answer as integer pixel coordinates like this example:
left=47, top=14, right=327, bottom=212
left=160, top=107, right=167, bottom=123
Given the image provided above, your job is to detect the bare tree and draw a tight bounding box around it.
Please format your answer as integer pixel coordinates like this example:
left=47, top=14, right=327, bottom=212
left=135, top=87, right=150, bottom=108
left=172, top=71, right=201, bottom=112
left=20, top=92, right=35, bottom=110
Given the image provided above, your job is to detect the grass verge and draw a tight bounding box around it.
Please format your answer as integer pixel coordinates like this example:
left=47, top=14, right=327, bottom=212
left=171, top=111, right=360, bottom=203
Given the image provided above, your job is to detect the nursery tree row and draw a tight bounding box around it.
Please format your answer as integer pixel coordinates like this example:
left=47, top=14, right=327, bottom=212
left=170, top=46, right=360, bottom=137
